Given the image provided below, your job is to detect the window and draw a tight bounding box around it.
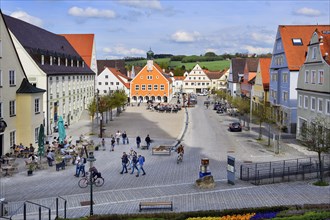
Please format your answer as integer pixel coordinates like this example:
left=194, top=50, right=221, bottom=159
left=304, top=71, right=309, bottom=83
left=98, top=82, right=101, bottom=85
left=154, top=85, right=158, bottom=90
left=312, top=47, right=317, bottom=59
left=311, top=70, right=316, bottom=84
left=141, top=85, right=146, bottom=90
left=271, top=73, right=277, bottom=82
left=9, top=100, right=16, bottom=116
left=148, top=85, right=152, bottom=90
left=116, top=82, right=119, bottom=85
left=9, top=70, right=15, bottom=86
left=283, top=91, right=288, bottom=101
left=105, top=82, right=108, bottom=85
left=147, top=75, right=152, bottom=80
left=282, top=73, right=288, bottom=83
left=82, top=61, right=85, bottom=68
left=276, top=40, right=282, bottom=50
left=304, top=96, right=308, bottom=109
left=50, top=56, right=53, bottom=65
left=71, top=60, right=73, bottom=67
left=105, top=75, right=108, bottom=79
left=160, top=85, right=165, bottom=90
left=140, top=76, right=143, bottom=79
left=318, top=98, right=323, bottom=113
left=326, top=99, right=330, bottom=115
left=65, top=58, right=68, bottom=67
left=58, top=57, right=60, bottom=66
left=35, top=127, right=39, bottom=143
left=298, top=95, right=303, bottom=108
left=135, top=85, right=139, bottom=90
left=10, top=131, right=16, bottom=147
left=41, top=55, right=44, bottom=65
left=292, top=38, right=303, bottom=45
left=77, top=60, right=79, bottom=67
left=311, top=97, right=316, bottom=111
left=35, top=98, right=40, bottom=114
left=110, top=82, right=113, bottom=85
left=318, top=70, right=324, bottom=84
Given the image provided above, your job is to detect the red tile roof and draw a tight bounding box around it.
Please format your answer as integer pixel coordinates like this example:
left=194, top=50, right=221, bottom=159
left=107, top=67, right=130, bottom=89
left=259, top=57, right=271, bottom=90
left=174, top=76, right=185, bottom=80
left=318, top=30, right=330, bottom=65
left=60, top=34, right=94, bottom=68
left=279, top=25, right=330, bottom=70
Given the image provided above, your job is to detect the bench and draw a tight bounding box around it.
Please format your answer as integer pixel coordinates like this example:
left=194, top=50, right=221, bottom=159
left=139, top=201, right=173, bottom=212
left=152, top=146, right=171, bottom=156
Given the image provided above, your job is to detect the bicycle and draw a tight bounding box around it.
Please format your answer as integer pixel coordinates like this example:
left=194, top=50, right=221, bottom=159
left=78, top=172, right=104, bottom=188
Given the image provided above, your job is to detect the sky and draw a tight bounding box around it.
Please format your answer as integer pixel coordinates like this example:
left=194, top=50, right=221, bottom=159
left=1, top=0, right=329, bottom=59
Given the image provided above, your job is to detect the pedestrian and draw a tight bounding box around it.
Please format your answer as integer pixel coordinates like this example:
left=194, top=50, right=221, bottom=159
left=111, top=136, right=115, bottom=151
left=120, top=152, right=128, bottom=174
left=122, top=131, right=127, bottom=144
left=130, top=152, right=139, bottom=175
left=145, top=134, right=151, bottom=150
left=101, top=138, right=105, bottom=149
left=136, top=135, right=141, bottom=148
left=76, top=156, right=86, bottom=177
left=136, top=154, right=146, bottom=177
left=115, top=130, right=121, bottom=145
left=74, top=155, right=81, bottom=177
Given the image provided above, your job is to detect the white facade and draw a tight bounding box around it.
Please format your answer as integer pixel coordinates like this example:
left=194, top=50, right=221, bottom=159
left=172, top=77, right=184, bottom=94
left=97, top=68, right=130, bottom=96
left=183, top=64, right=211, bottom=94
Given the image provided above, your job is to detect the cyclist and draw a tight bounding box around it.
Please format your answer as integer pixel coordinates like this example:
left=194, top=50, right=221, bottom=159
left=176, top=145, right=184, bottom=163
left=89, top=166, right=101, bottom=180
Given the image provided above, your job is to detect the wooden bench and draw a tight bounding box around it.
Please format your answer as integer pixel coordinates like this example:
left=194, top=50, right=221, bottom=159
left=139, top=201, right=173, bottom=212
left=152, top=146, right=171, bottom=156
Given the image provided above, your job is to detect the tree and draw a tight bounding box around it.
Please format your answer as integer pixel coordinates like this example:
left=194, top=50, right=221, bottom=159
left=300, top=117, right=330, bottom=183
left=205, top=52, right=217, bottom=57
left=235, top=97, right=250, bottom=127
left=87, top=99, right=97, bottom=123
left=253, top=104, right=274, bottom=141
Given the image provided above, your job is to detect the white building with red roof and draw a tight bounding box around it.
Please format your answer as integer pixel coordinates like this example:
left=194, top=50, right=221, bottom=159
left=97, top=67, right=131, bottom=96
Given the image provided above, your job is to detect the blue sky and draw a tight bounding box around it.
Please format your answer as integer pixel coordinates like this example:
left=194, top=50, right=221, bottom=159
left=1, top=0, right=329, bottom=59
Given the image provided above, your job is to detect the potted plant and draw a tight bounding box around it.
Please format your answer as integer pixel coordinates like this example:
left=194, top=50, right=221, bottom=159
left=27, top=163, right=36, bottom=176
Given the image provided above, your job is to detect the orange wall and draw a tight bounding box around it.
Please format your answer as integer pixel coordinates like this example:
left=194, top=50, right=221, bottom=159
left=131, top=65, right=170, bottom=97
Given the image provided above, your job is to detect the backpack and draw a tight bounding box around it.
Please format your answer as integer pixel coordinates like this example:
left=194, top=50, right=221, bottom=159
left=83, top=157, right=87, bottom=164
left=142, top=156, right=145, bottom=163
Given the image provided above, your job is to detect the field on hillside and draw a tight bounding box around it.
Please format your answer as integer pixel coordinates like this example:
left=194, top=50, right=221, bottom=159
left=126, top=58, right=230, bottom=72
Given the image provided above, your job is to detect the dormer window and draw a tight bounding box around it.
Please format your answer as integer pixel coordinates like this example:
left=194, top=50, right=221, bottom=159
left=65, top=58, right=68, bottom=67
left=41, top=55, right=44, bottom=65
left=50, top=56, right=53, bottom=65
left=82, top=61, right=85, bottom=68
left=292, top=38, right=303, bottom=46
left=77, top=60, right=79, bottom=67
left=58, top=57, right=60, bottom=66
left=312, top=47, right=317, bottom=59
left=71, top=60, right=73, bottom=67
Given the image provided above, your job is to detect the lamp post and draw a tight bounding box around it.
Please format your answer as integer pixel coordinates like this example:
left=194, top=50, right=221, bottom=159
left=87, top=151, right=96, bottom=216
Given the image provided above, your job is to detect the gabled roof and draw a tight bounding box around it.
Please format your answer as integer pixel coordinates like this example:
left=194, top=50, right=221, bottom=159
left=106, top=67, right=130, bottom=89
left=3, top=14, right=94, bottom=75
left=246, top=58, right=259, bottom=72
left=259, top=58, right=271, bottom=90
left=16, top=78, right=46, bottom=94
left=60, top=34, right=94, bottom=67
left=279, top=25, right=330, bottom=70
left=231, top=58, right=246, bottom=83
left=97, top=60, right=126, bottom=76
left=204, top=70, right=224, bottom=80
left=174, top=76, right=185, bottom=80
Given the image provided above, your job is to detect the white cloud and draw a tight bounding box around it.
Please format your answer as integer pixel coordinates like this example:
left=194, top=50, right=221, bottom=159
left=250, top=32, right=274, bottom=45
left=68, top=7, right=116, bottom=18
left=103, top=46, right=145, bottom=56
left=205, top=48, right=218, bottom=53
left=242, top=45, right=272, bottom=54
left=294, top=7, right=321, bottom=17
left=171, top=31, right=201, bottom=43
left=10, top=11, right=43, bottom=27
left=117, top=0, right=162, bottom=10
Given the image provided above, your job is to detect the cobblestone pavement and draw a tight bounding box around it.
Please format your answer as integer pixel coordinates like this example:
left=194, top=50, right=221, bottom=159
left=1, top=99, right=329, bottom=219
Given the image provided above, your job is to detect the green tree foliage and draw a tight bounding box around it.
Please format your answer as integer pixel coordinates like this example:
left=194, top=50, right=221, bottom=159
left=253, top=104, right=273, bottom=140
left=204, top=52, right=217, bottom=57
left=170, top=55, right=186, bottom=61
left=300, top=117, right=330, bottom=182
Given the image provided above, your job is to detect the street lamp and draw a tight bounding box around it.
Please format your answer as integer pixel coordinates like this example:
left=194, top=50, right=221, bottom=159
left=87, top=151, right=96, bottom=216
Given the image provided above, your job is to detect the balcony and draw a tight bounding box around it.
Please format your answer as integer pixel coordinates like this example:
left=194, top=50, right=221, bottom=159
left=272, top=99, right=280, bottom=106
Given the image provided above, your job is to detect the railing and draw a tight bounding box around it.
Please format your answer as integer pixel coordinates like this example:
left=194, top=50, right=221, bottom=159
left=240, top=155, right=330, bottom=185
left=56, top=196, right=67, bottom=219
left=24, top=201, right=51, bottom=220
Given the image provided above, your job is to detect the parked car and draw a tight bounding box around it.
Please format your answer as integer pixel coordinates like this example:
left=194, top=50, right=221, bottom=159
left=229, top=122, right=242, bottom=132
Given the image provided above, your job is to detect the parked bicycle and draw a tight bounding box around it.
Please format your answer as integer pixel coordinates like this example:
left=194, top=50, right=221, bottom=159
left=78, top=172, right=104, bottom=188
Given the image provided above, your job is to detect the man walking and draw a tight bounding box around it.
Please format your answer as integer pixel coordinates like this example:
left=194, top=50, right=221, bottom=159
left=122, top=131, right=127, bottom=144
left=130, top=152, right=139, bottom=175
left=145, top=134, right=151, bottom=150
left=120, top=152, right=128, bottom=174
left=115, top=130, right=121, bottom=145
left=136, top=154, right=146, bottom=177
left=136, top=135, right=141, bottom=148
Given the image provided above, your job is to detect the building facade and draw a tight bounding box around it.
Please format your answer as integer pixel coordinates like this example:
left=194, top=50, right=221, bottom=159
left=97, top=67, right=130, bottom=96
left=296, top=30, right=330, bottom=138
left=252, top=57, right=271, bottom=107
left=4, top=14, right=95, bottom=135
left=182, top=64, right=211, bottom=94
left=269, top=25, right=329, bottom=134
left=0, top=11, right=45, bottom=155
